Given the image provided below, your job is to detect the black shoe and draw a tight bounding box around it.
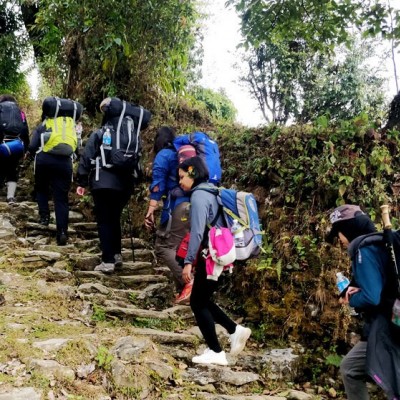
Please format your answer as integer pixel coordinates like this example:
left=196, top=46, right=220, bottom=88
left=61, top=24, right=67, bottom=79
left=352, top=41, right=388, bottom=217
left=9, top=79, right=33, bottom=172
left=6, top=197, right=16, bottom=205
left=56, top=232, right=68, bottom=246
left=39, top=216, right=50, bottom=226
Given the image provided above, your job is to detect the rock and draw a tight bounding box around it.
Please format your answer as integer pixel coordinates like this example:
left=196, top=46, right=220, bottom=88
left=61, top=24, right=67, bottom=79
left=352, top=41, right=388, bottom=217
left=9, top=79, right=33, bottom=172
left=32, top=338, right=71, bottom=353
left=0, top=387, right=42, bottom=400
left=35, top=266, right=72, bottom=281
left=261, top=348, right=299, bottom=380
left=29, top=359, right=75, bottom=381
left=111, top=336, right=153, bottom=360
left=287, top=390, right=314, bottom=399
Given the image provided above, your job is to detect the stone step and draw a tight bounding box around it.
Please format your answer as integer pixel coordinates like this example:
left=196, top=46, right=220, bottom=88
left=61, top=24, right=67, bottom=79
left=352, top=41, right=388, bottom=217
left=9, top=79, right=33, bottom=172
left=74, top=271, right=168, bottom=289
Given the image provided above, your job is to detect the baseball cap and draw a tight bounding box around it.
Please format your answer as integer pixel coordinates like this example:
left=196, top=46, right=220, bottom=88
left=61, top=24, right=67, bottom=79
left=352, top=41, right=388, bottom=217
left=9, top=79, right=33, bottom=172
left=326, top=204, right=365, bottom=243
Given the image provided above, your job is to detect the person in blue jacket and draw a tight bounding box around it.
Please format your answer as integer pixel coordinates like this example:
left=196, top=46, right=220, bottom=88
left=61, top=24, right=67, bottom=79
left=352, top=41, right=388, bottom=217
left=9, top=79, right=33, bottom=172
left=326, top=204, right=399, bottom=400
left=178, top=156, right=251, bottom=366
left=144, top=126, right=191, bottom=302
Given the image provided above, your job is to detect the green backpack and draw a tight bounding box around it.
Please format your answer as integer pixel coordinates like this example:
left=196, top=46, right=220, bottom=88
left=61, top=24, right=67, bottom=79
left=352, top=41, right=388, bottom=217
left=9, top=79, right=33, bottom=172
left=42, top=117, right=77, bottom=156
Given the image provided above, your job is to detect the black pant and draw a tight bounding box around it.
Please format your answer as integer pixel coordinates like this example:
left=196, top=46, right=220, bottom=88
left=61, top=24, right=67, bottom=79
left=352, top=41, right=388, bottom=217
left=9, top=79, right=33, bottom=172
left=190, top=254, right=237, bottom=353
left=0, top=154, right=21, bottom=184
left=35, top=161, right=72, bottom=234
left=92, top=189, right=131, bottom=263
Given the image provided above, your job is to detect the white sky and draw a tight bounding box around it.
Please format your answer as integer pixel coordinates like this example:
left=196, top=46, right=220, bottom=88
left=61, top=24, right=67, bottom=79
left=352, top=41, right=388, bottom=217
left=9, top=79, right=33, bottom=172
left=198, top=0, right=265, bottom=127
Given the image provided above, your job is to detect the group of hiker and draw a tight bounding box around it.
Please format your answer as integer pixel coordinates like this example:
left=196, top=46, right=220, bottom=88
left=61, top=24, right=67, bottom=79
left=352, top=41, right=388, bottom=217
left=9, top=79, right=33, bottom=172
left=0, top=94, right=399, bottom=397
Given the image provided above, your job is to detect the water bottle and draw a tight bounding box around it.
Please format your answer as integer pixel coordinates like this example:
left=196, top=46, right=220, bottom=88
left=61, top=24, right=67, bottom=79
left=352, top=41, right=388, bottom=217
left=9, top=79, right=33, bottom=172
left=392, top=298, right=400, bottom=327
left=231, top=219, right=245, bottom=247
left=336, top=272, right=350, bottom=295
left=102, top=127, right=112, bottom=149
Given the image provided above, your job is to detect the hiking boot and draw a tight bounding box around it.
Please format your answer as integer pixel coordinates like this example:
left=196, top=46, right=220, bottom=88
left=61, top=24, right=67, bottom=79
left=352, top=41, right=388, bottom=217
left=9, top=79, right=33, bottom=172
left=56, top=232, right=68, bottom=246
left=94, top=262, right=115, bottom=274
left=39, top=215, right=50, bottom=226
left=6, top=197, right=16, bottom=205
left=114, top=254, right=123, bottom=268
left=192, top=349, right=228, bottom=366
left=229, top=325, right=252, bottom=356
left=174, top=281, right=193, bottom=305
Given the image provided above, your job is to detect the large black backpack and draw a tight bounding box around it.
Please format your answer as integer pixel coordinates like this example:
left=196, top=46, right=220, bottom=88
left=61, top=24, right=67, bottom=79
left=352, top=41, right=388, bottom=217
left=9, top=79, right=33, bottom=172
left=94, top=100, right=150, bottom=179
left=0, top=101, right=26, bottom=138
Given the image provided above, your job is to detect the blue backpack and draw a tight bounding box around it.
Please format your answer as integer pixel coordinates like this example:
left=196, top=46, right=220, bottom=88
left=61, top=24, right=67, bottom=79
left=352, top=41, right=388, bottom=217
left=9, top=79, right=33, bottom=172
left=198, top=186, right=263, bottom=261
left=173, top=131, right=222, bottom=185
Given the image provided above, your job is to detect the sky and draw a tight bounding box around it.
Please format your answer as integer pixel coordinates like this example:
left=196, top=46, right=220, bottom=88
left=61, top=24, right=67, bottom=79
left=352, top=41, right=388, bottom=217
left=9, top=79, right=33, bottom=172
left=198, top=0, right=265, bottom=127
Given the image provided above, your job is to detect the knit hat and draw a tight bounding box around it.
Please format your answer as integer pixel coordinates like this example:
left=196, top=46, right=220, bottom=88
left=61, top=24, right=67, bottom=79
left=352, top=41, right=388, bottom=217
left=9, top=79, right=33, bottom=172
left=326, top=204, right=376, bottom=243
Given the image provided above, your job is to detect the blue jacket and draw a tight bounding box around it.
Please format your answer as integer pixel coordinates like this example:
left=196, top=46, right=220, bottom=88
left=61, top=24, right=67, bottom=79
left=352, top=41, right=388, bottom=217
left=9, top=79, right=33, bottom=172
left=149, top=148, right=189, bottom=225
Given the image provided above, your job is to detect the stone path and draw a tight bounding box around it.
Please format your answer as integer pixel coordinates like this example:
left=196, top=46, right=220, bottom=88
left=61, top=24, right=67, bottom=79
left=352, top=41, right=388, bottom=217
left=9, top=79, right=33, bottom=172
left=0, top=183, right=335, bottom=399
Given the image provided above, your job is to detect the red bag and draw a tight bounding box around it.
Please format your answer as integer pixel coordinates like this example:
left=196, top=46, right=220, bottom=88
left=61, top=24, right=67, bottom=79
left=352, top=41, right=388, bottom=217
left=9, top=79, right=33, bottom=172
left=176, top=233, right=191, bottom=267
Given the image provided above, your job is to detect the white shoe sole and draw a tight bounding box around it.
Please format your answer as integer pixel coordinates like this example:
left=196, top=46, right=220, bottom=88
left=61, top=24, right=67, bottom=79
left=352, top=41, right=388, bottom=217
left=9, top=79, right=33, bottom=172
left=192, top=356, right=228, bottom=366
left=230, top=328, right=251, bottom=355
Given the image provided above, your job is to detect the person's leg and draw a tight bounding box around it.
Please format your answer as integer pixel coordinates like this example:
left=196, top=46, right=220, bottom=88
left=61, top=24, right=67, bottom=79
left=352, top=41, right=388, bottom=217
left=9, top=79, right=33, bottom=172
left=340, top=341, right=369, bottom=400
left=50, top=161, right=72, bottom=238
left=110, top=190, right=131, bottom=257
left=5, top=156, right=19, bottom=202
left=34, top=164, right=51, bottom=223
left=190, top=257, right=236, bottom=353
left=92, top=189, right=120, bottom=264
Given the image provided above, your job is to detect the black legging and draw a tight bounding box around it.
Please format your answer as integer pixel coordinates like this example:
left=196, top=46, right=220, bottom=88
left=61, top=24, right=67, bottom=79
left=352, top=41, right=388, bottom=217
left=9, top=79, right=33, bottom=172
left=190, top=255, right=237, bottom=353
left=92, top=189, right=131, bottom=263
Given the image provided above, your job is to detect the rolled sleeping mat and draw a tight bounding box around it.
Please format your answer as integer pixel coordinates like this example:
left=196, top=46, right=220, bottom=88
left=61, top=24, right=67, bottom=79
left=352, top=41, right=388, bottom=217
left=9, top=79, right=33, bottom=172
left=42, top=97, right=83, bottom=120
left=0, top=139, right=24, bottom=158
left=100, top=97, right=151, bottom=129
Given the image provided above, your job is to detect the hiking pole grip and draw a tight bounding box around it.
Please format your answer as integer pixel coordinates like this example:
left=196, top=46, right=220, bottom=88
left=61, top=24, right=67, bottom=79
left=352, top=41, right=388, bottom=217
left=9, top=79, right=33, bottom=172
left=381, top=205, right=392, bottom=230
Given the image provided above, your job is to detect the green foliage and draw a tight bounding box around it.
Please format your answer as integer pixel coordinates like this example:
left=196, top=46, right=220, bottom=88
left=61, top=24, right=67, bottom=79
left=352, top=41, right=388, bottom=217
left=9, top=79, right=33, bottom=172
left=91, top=304, right=106, bottom=322
left=0, top=1, right=29, bottom=93
left=190, top=86, right=237, bottom=122
left=95, top=346, right=113, bottom=371
left=24, top=0, right=200, bottom=111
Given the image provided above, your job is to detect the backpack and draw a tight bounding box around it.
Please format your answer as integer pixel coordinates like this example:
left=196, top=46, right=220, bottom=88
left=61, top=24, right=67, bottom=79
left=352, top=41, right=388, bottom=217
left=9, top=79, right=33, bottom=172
left=40, top=97, right=82, bottom=156
left=173, top=131, right=222, bottom=184
left=94, top=100, right=147, bottom=179
left=0, top=101, right=26, bottom=138
left=206, top=226, right=236, bottom=281
left=198, top=186, right=263, bottom=261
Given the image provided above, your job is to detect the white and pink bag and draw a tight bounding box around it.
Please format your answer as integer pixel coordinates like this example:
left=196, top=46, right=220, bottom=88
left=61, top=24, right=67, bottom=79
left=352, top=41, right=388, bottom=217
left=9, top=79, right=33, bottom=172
left=206, top=226, right=236, bottom=281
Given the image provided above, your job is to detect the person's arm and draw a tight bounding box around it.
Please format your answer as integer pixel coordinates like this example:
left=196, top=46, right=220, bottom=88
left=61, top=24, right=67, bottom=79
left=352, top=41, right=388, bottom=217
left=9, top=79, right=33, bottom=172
left=348, top=246, right=386, bottom=309
left=26, top=124, right=45, bottom=158
left=76, top=131, right=99, bottom=188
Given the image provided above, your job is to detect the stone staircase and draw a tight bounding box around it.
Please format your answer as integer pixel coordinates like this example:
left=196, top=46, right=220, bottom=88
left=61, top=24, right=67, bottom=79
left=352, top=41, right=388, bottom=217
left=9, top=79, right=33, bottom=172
left=0, top=179, right=331, bottom=400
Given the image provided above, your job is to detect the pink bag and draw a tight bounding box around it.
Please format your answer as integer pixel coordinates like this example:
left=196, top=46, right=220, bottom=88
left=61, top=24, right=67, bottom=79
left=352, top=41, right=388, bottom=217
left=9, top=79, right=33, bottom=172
left=206, top=227, right=236, bottom=281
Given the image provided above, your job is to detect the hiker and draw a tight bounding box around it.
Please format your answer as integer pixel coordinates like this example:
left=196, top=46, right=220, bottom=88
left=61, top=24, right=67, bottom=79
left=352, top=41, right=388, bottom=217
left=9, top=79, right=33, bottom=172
left=144, top=126, right=192, bottom=304
left=76, top=97, right=150, bottom=273
left=178, top=156, right=251, bottom=366
left=326, top=204, right=400, bottom=400
left=0, top=94, right=30, bottom=204
left=26, top=97, right=82, bottom=246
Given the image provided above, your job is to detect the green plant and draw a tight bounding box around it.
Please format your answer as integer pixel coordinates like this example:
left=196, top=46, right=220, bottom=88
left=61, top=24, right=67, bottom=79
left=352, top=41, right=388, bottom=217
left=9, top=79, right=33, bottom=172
left=92, top=304, right=106, bottom=322
left=95, top=346, right=113, bottom=371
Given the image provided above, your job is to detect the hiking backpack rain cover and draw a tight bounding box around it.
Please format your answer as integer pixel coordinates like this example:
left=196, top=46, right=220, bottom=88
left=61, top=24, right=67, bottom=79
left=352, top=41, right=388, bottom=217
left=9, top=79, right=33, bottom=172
left=94, top=100, right=150, bottom=180
left=173, top=131, right=222, bottom=184
left=0, top=101, right=26, bottom=158
left=40, top=97, right=83, bottom=156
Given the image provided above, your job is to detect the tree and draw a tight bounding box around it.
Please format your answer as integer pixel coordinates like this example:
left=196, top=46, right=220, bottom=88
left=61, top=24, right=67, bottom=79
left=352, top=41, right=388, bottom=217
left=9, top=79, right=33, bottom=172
left=0, top=0, right=29, bottom=93
left=20, top=0, right=200, bottom=113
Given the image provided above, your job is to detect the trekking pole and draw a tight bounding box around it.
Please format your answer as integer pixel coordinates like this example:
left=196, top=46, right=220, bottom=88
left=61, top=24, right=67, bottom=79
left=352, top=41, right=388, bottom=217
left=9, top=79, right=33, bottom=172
left=380, top=205, right=400, bottom=293
left=126, top=200, right=135, bottom=263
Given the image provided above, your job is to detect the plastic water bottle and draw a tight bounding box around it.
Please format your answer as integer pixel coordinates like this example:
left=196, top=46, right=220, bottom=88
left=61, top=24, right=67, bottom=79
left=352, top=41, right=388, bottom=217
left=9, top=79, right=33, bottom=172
left=336, top=272, right=350, bottom=295
left=102, top=127, right=112, bottom=149
left=231, top=219, right=245, bottom=247
left=392, top=298, right=400, bottom=327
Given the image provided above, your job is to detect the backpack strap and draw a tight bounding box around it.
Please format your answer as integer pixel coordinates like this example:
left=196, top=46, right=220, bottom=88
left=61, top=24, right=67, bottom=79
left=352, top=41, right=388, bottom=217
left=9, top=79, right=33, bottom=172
left=116, top=100, right=127, bottom=149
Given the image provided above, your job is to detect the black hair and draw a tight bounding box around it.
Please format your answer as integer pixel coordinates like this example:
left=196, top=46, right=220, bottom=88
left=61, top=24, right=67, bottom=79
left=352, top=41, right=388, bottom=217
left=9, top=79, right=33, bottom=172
left=0, top=94, right=17, bottom=103
left=153, top=126, right=176, bottom=154
left=178, top=156, right=209, bottom=188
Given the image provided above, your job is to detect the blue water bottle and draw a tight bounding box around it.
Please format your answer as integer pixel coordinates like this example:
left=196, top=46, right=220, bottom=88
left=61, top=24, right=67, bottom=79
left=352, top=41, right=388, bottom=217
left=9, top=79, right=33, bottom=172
left=102, top=127, right=112, bottom=149
left=336, top=272, right=350, bottom=296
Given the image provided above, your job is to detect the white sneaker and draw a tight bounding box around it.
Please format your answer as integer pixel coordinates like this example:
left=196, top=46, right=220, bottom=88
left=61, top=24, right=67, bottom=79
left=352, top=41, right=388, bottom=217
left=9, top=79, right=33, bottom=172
left=94, top=262, right=115, bottom=274
left=192, top=349, right=228, bottom=366
left=230, top=325, right=251, bottom=355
